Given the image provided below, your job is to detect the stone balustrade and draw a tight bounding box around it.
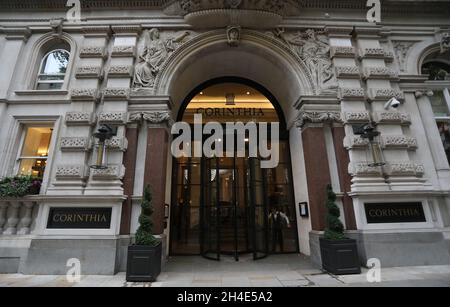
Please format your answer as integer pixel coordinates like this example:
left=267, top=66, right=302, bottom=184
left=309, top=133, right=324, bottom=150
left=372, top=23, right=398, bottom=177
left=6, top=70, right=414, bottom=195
left=0, top=199, right=38, bottom=235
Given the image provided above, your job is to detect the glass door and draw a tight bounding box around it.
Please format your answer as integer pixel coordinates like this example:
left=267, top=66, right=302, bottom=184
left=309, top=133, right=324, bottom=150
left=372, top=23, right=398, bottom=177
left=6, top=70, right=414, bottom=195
left=247, top=158, right=269, bottom=260
left=200, top=158, right=220, bottom=260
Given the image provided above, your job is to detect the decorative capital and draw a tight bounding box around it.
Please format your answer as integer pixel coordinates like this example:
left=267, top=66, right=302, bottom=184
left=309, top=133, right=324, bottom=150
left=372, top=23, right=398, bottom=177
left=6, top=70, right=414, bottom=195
left=296, top=111, right=342, bottom=128
left=142, top=111, right=174, bottom=125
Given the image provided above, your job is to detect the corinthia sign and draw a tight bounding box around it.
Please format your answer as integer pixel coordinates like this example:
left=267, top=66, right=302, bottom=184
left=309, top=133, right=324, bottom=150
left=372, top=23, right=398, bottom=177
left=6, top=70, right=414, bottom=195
left=364, top=203, right=426, bottom=224
left=47, top=207, right=112, bottom=229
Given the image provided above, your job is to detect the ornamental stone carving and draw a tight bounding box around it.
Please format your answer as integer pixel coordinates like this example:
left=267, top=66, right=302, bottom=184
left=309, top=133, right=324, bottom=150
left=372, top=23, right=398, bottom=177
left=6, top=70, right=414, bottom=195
left=79, top=46, right=106, bottom=58
left=60, top=137, right=91, bottom=152
left=440, top=33, right=450, bottom=53
left=368, top=88, right=405, bottom=102
left=363, top=67, right=398, bottom=80
left=349, top=162, right=383, bottom=177
left=338, top=87, right=365, bottom=100
left=65, top=112, right=95, bottom=126
left=55, top=165, right=86, bottom=179
left=344, top=136, right=370, bottom=149
left=335, top=66, right=360, bottom=79
left=275, top=29, right=338, bottom=95
left=103, top=88, right=130, bottom=99
left=373, top=112, right=411, bottom=125
left=106, top=137, right=128, bottom=151
left=166, top=0, right=300, bottom=28
left=382, top=136, right=418, bottom=150
left=75, top=66, right=103, bottom=79
left=387, top=162, right=424, bottom=177
left=296, top=111, right=342, bottom=128
left=91, top=164, right=125, bottom=180
left=132, top=29, right=191, bottom=89
left=70, top=88, right=98, bottom=101
left=227, top=25, right=241, bottom=47
left=359, top=47, right=386, bottom=59
left=142, top=111, right=174, bottom=125
left=108, top=65, right=134, bottom=78
left=393, top=41, right=415, bottom=72
left=111, top=45, right=136, bottom=57
left=330, top=46, right=355, bottom=58
left=342, top=111, right=371, bottom=123
left=98, top=112, right=127, bottom=124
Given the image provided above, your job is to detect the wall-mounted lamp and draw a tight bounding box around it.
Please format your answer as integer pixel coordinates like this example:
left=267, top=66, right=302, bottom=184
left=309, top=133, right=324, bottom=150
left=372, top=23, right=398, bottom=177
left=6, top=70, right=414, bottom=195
left=90, top=125, right=116, bottom=170
left=355, top=123, right=386, bottom=167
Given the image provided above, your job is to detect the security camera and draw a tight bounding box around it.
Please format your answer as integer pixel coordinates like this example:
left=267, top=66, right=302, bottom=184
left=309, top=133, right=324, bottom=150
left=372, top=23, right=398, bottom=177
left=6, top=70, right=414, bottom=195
left=384, top=97, right=401, bottom=110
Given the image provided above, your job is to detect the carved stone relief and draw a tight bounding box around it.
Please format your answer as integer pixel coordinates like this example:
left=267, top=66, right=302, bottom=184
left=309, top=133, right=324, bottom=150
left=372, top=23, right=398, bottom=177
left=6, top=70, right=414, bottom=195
left=392, top=41, right=415, bottom=73
left=65, top=112, right=95, bottom=126
left=274, top=28, right=338, bottom=95
left=60, top=137, right=91, bottom=152
left=296, top=111, right=342, bottom=128
left=132, top=29, right=192, bottom=89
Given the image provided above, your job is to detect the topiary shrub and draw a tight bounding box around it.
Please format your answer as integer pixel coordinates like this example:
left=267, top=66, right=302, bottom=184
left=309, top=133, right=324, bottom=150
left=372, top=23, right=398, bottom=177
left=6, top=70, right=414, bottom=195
left=324, top=184, right=345, bottom=240
left=135, top=185, right=159, bottom=246
left=0, top=176, right=42, bottom=198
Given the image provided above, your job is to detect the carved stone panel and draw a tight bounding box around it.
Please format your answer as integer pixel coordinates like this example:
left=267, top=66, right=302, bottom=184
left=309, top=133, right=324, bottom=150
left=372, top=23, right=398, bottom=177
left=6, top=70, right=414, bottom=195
left=338, top=87, right=365, bottom=100
left=55, top=165, right=87, bottom=180
left=60, top=137, right=91, bottom=152
left=79, top=46, right=106, bottom=58
left=70, top=89, right=98, bottom=101
left=108, top=65, right=134, bottom=78
left=102, top=88, right=130, bottom=100
left=98, top=112, right=127, bottom=124
left=65, top=112, right=95, bottom=126
left=368, top=88, right=405, bottom=102
left=75, top=66, right=103, bottom=79
left=91, top=164, right=125, bottom=180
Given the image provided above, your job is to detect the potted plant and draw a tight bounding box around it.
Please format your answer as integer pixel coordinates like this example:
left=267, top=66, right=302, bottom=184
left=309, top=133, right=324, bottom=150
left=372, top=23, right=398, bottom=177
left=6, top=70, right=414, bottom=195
left=0, top=176, right=42, bottom=198
left=319, top=184, right=361, bottom=275
left=126, top=185, right=162, bottom=282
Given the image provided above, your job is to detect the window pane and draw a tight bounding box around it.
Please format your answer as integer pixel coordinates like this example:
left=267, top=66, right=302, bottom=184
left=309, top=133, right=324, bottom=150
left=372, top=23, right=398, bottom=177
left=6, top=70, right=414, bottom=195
left=40, top=50, right=69, bottom=75
left=18, top=158, right=47, bottom=177
left=20, top=127, right=53, bottom=157
left=36, top=82, right=63, bottom=90
left=430, top=90, right=450, bottom=117
left=437, top=122, right=450, bottom=164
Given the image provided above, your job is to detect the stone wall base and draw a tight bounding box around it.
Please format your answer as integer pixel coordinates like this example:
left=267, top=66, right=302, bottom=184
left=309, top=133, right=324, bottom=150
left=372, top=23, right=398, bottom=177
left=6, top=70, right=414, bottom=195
left=310, top=230, right=450, bottom=269
left=0, top=234, right=169, bottom=275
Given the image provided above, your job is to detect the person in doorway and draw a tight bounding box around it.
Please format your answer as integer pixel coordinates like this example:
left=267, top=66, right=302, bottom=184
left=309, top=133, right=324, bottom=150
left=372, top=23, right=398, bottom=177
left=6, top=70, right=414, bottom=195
left=269, top=206, right=291, bottom=252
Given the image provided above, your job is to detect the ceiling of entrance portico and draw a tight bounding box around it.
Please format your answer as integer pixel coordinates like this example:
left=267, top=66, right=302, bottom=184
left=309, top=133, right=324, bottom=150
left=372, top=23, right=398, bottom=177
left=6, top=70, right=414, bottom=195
left=187, top=83, right=273, bottom=109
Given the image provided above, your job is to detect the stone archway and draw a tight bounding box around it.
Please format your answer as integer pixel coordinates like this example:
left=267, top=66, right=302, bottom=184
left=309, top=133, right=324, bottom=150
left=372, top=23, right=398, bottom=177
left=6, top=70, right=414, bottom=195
left=155, top=29, right=316, bottom=126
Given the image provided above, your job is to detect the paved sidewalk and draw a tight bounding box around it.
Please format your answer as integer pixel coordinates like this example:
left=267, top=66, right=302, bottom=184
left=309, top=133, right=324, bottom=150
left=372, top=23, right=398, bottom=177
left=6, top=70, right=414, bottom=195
left=1, top=255, right=449, bottom=287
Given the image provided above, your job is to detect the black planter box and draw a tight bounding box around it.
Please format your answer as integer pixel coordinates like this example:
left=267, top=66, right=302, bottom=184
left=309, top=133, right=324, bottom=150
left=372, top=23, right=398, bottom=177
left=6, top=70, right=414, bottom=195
left=126, top=243, right=162, bottom=282
left=319, top=238, right=361, bottom=275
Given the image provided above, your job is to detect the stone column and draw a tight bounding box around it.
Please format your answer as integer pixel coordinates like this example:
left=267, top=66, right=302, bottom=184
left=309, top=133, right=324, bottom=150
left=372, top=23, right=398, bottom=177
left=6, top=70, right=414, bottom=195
left=120, top=122, right=140, bottom=235
left=298, top=120, right=332, bottom=231
left=142, top=111, right=172, bottom=235
left=331, top=126, right=357, bottom=230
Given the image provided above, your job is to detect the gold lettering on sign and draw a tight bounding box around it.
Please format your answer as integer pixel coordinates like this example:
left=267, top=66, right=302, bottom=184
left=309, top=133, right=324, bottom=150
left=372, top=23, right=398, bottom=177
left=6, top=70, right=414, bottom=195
left=368, top=208, right=421, bottom=218
left=52, top=213, right=108, bottom=223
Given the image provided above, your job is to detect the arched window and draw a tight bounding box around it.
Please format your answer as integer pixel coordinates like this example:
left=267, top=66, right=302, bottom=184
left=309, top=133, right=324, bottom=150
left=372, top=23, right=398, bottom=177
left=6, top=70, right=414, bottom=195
left=36, top=48, right=70, bottom=90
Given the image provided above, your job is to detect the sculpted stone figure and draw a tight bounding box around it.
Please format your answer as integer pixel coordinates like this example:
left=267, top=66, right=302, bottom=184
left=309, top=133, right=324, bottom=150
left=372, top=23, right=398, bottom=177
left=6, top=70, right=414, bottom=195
left=133, top=28, right=191, bottom=88
left=275, top=28, right=338, bottom=94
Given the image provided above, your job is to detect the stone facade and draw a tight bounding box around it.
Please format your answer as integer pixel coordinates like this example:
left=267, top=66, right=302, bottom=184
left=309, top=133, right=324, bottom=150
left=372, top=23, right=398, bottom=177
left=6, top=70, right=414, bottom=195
left=0, top=0, right=449, bottom=274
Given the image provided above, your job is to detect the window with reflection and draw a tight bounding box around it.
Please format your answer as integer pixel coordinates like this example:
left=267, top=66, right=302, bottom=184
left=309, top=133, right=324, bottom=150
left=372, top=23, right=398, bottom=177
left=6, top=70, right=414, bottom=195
left=17, top=127, right=53, bottom=177
left=36, top=49, right=70, bottom=90
left=421, top=53, right=450, bottom=165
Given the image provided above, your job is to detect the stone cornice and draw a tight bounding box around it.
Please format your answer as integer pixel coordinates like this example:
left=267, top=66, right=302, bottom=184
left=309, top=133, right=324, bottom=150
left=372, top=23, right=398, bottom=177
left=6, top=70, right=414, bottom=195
left=0, top=0, right=448, bottom=16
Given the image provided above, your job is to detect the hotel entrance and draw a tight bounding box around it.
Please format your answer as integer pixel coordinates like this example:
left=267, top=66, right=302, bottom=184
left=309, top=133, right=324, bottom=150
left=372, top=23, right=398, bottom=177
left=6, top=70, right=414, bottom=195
left=170, top=79, right=299, bottom=260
